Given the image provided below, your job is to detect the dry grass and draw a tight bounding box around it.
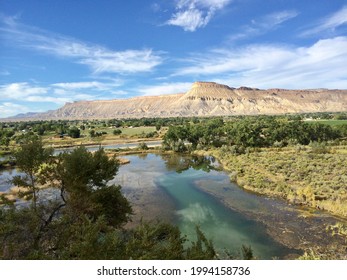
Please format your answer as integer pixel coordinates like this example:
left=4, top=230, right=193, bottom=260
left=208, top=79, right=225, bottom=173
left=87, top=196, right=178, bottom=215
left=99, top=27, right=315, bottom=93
left=199, top=145, right=347, bottom=217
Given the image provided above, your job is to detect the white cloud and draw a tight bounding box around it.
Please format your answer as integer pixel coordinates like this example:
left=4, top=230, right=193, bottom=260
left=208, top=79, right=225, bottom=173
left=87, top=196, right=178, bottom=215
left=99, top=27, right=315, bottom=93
left=167, top=9, right=208, bottom=32
left=0, top=82, right=48, bottom=99
left=0, top=82, right=75, bottom=104
left=137, top=82, right=191, bottom=96
left=173, top=36, right=347, bottom=89
left=166, top=0, right=232, bottom=31
left=81, top=49, right=163, bottom=74
left=0, top=16, right=163, bottom=74
left=52, top=81, right=120, bottom=91
left=262, top=10, right=299, bottom=26
left=229, top=10, right=298, bottom=41
left=52, top=80, right=125, bottom=99
left=0, top=102, right=29, bottom=118
left=0, top=80, right=111, bottom=108
left=24, top=96, right=71, bottom=104
left=53, top=82, right=101, bottom=90
left=301, top=6, right=347, bottom=36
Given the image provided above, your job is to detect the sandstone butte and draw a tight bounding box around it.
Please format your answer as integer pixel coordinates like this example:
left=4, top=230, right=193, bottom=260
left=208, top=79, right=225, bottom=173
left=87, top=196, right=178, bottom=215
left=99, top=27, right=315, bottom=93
left=4, top=82, right=347, bottom=120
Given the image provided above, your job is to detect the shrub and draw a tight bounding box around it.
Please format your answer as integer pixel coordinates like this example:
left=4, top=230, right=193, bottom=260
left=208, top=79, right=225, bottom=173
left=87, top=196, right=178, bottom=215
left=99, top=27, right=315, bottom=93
left=138, top=142, right=149, bottom=150
left=113, top=129, right=122, bottom=135
left=309, top=141, right=330, bottom=154
left=68, top=127, right=80, bottom=138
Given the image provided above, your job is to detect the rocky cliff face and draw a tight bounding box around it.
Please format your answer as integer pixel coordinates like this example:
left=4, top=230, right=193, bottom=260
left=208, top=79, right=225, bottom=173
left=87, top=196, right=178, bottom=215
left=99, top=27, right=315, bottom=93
left=8, top=82, right=347, bottom=120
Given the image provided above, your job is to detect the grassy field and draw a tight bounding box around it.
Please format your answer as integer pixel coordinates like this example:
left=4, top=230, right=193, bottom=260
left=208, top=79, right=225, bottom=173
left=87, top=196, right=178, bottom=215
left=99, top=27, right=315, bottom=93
left=305, top=119, right=347, bottom=126
left=118, top=126, right=157, bottom=136
left=198, top=145, right=347, bottom=217
left=40, top=126, right=159, bottom=147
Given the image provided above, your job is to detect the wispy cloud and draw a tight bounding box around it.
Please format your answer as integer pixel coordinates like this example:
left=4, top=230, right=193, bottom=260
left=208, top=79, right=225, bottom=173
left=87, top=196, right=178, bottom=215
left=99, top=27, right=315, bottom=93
left=137, top=82, right=191, bottom=96
left=262, top=10, right=299, bottom=26
left=0, top=81, right=101, bottom=117
left=0, top=16, right=163, bottom=74
left=52, top=81, right=122, bottom=91
left=301, top=6, right=347, bottom=36
left=166, top=0, right=232, bottom=32
left=0, top=82, right=48, bottom=99
left=0, top=102, right=29, bottom=117
left=173, top=36, right=347, bottom=89
left=0, top=79, right=126, bottom=103
left=0, top=82, right=74, bottom=105
left=229, top=10, right=298, bottom=41
left=24, top=96, right=71, bottom=104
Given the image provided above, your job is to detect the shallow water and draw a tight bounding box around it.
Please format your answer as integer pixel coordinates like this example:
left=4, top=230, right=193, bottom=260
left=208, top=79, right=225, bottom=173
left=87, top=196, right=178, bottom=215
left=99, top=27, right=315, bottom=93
left=0, top=168, right=22, bottom=192
left=112, top=153, right=295, bottom=259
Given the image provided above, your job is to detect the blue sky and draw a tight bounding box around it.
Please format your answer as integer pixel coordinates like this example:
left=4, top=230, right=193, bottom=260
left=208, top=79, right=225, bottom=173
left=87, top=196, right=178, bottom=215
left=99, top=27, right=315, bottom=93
left=1, top=0, right=347, bottom=118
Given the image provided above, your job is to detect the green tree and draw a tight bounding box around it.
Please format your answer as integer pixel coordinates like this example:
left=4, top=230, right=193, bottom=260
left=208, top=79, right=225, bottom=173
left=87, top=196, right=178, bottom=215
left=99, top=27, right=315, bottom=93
left=89, top=129, right=96, bottom=138
left=185, top=227, right=216, bottom=260
left=0, top=129, right=15, bottom=147
left=37, top=126, right=45, bottom=136
left=163, top=126, right=188, bottom=152
left=68, top=126, right=80, bottom=138
left=1, top=146, right=133, bottom=259
left=227, top=120, right=265, bottom=147
left=43, top=146, right=132, bottom=227
left=113, top=129, right=122, bottom=135
left=185, top=124, right=204, bottom=149
left=12, top=136, right=53, bottom=209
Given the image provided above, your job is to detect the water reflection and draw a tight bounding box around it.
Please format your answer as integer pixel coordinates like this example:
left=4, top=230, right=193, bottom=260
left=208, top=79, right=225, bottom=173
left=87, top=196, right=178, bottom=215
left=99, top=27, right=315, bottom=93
left=161, top=154, right=217, bottom=173
left=177, top=203, right=217, bottom=223
left=0, top=169, right=22, bottom=192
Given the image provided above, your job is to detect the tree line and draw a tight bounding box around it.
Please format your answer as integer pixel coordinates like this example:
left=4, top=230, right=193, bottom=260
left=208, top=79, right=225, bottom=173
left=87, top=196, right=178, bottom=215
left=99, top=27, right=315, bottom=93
left=163, top=117, right=347, bottom=152
left=1, top=113, right=346, bottom=144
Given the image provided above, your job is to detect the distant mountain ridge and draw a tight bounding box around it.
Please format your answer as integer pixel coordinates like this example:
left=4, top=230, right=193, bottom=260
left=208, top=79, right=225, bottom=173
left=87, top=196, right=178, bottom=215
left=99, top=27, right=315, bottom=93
left=5, top=81, right=347, bottom=120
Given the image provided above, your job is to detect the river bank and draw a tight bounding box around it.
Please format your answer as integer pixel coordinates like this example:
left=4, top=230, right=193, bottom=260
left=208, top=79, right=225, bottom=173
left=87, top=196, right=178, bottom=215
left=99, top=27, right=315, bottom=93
left=194, top=146, right=347, bottom=218
left=193, top=147, right=347, bottom=258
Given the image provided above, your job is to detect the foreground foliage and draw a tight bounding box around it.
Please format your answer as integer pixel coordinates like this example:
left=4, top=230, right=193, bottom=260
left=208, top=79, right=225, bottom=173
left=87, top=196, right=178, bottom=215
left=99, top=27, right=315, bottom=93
left=0, top=207, right=218, bottom=259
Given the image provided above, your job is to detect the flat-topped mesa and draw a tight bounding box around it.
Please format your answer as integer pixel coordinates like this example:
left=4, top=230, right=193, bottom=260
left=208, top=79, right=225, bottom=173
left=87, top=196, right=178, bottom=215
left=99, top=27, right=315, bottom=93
left=237, top=86, right=260, bottom=91
left=192, top=81, right=233, bottom=89
left=183, top=81, right=237, bottom=101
